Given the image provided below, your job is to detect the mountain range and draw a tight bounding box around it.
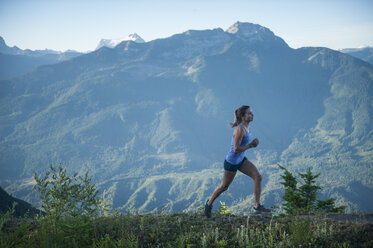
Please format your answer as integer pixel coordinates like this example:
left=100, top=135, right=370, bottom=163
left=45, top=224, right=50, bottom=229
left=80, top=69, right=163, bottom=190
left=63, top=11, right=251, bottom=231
left=0, top=34, right=148, bottom=81
left=0, top=22, right=372, bottom=214
left=0, top=37, right=82, bottom=80
left=2, top=33, right=371, bottom=81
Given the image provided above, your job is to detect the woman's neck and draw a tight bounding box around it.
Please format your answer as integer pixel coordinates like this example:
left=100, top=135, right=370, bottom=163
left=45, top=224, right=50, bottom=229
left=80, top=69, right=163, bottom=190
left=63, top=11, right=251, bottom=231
left=240, top=121, right=249, bottom=128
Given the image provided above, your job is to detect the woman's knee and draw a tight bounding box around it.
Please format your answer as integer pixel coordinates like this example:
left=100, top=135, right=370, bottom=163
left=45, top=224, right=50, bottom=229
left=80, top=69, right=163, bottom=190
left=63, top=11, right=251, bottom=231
left=254, top=173, right=262, bottom=182
left=219, top=184, right=230, bottom=192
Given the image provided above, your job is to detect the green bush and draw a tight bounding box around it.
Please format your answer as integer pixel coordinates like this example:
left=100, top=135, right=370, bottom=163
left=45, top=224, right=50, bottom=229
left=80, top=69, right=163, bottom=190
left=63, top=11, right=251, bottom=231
left=33, top=163, right=101, bottom=247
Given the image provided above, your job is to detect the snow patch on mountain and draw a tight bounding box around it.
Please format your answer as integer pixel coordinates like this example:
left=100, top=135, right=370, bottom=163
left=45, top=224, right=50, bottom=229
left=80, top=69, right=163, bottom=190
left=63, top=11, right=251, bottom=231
left=96, top=33, right=145, bottom=50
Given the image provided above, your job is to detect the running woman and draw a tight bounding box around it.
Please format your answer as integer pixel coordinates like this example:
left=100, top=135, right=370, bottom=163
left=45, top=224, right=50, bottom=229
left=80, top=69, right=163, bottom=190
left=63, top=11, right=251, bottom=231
left=204, top=105, right=270, bottom=217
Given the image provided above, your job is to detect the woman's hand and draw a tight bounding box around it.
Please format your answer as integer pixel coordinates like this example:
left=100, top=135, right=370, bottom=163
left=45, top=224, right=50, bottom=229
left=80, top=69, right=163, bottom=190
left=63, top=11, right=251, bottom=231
left=250, top=138, right=259, bottom=148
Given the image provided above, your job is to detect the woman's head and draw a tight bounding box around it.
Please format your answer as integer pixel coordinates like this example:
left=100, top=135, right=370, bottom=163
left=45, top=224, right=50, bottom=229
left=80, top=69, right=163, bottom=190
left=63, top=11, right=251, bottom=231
left=230, top=105, right=252, bottom=127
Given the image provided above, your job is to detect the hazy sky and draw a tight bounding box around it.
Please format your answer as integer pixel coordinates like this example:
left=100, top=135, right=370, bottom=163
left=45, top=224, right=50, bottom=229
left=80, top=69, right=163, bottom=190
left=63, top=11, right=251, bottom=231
left=0, top=0, right=372, bottom=52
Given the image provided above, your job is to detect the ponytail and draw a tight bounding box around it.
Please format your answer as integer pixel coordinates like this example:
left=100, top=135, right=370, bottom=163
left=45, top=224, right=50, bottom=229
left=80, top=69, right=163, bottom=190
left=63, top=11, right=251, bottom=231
left=230, top=105, right=250, bottom=128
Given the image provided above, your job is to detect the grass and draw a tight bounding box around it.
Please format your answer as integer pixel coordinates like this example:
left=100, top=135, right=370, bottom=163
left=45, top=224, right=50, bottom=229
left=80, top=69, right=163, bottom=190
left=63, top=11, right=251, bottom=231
left=1, top=211, right=372, bottom=248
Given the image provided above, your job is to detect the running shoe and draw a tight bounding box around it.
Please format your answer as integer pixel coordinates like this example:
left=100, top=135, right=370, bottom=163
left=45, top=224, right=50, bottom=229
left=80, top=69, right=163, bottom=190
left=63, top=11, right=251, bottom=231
left=204, top=199, right=212, bottom=218
left=253, top=204, right=271, bottom=214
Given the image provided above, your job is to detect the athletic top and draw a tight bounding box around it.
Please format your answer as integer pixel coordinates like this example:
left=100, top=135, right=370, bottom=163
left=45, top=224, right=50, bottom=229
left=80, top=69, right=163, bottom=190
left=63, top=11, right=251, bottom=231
left=225, top=123, right=252, bottom=164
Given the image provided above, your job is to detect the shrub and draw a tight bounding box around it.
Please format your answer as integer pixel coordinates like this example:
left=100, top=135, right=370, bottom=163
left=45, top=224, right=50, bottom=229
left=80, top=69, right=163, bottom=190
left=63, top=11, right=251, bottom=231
left=216, top=201, right=230, bottom=215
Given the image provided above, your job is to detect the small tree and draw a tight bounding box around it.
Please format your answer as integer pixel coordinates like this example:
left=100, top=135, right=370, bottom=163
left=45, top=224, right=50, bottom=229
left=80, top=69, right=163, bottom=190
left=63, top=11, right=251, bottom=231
left=298, top=169, right=321, bottom=212
left=278, top=165, right=302, bottom=214
left=34, top=164, right=100, bottom=220
left=278, top=165, right=345, bottom=214
left=33, top=163, right=101, bottom=245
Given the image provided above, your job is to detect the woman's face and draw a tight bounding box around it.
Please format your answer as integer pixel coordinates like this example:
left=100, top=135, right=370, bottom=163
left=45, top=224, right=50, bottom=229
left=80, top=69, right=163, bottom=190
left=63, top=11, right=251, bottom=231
left=243, top=108, right=254, bottom=122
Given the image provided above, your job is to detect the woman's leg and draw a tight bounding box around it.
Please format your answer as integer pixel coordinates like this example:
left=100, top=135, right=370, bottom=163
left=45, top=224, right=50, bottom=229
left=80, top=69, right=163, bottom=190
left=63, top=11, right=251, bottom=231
left=238, top=160, right=262, bottom=207
left=208, top=170, right=236, bottom=206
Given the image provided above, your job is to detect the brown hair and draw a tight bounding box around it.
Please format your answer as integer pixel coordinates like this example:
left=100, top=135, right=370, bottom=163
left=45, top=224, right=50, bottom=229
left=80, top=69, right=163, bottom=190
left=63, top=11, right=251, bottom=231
left=230, top=105, right=250, bottom=128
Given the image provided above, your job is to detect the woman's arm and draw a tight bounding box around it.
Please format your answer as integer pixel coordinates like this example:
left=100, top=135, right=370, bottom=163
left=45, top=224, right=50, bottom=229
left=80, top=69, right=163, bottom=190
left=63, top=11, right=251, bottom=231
left=233, top=126, right=259, bottom=154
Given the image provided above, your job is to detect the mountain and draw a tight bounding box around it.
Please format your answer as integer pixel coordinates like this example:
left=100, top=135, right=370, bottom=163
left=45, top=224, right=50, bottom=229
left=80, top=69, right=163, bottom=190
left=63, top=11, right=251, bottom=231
left=340, top=46, right=373, bottom=65
left=0, top=36, right=83, bottom=80
left=0, top=22, right=372, bottom=214
left=95, top=33, right=145, bottom=50
left=0, top=36, right=24, bottom=55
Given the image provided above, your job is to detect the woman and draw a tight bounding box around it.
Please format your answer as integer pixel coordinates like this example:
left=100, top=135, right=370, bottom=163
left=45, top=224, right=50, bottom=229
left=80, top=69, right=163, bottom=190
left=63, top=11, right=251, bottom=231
left=204, top=105, right=270, bottom=218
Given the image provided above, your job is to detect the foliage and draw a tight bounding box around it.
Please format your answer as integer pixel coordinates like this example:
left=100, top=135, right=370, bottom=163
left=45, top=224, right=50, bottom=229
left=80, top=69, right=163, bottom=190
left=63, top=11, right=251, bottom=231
left=0, top=202, right=16, bottom=231
left=290, top=215, right=312, bottom=245
left=278, top=164, right=302, bottom=214
left=279, top=164, right=346, bottom=214
left=33, top=163, right=100, bottom=219
left=216, top=201, right=230, bottom=215
left=316, top=198, right=347, bottom=213
left=0, top=203, right=34, bottom=248
left=98, top=189, right=112, bottom=217
left=298, top=168, right=321, bottom=212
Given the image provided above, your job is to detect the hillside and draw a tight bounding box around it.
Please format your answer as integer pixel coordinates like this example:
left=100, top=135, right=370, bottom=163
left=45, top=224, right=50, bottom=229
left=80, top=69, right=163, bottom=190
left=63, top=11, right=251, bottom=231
left=0, top=186, right=41, bottom=217
left=0, top=22, right=372, bottom=213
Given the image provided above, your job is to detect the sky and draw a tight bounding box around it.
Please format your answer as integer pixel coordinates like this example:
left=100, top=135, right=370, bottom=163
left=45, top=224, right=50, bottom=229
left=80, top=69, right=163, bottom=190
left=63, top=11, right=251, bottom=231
left=0, top=0, right=372, bottom=52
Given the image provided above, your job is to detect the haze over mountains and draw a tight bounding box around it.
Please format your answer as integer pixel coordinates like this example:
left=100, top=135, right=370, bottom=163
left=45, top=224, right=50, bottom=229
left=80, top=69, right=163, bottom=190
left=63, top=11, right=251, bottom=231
left=0, top=22, right=372, bottom=214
